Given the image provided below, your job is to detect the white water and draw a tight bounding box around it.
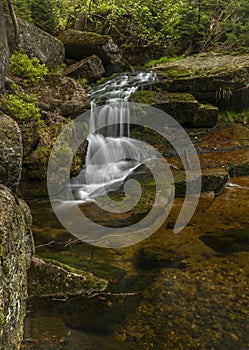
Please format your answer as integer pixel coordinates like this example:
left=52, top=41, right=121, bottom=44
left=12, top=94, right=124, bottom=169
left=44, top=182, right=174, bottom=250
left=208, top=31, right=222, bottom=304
left=71, top=71, right=158, bottom=202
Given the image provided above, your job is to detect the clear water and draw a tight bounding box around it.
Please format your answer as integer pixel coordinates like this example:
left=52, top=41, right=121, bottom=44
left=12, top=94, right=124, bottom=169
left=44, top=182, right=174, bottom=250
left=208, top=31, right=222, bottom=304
left=24, top=177, right=249, bottom=350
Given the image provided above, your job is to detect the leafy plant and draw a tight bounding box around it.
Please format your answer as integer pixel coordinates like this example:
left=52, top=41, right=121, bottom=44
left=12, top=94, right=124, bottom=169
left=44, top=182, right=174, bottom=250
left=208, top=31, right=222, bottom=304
left=219, top=110, right=249, bottom=124
left=8, top=51, right=48, bottom=85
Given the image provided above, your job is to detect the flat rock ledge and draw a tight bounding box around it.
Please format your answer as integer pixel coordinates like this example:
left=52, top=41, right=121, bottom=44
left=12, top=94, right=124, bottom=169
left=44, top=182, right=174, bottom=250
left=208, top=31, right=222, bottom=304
left=28, top=256, right=108, bottom=299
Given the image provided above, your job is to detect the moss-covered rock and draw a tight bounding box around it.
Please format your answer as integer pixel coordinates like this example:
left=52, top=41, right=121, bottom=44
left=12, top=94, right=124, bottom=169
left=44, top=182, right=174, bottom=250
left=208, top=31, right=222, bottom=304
left=131, top=90, right=218, bottom=127
left=6, top=17, right=65, bottom=68
left=59, top=29, right=127, bottom=76
left=0, top=113, right=22, bottom=192
left=0, top=185, right=34, bottom=349
left=153, top=52, right=249, bottom=111
left=173, top=168, right=229, bottom=196
left=28, top=74, right=90, bottom=118
left=28, top=256, right=108, bottom=298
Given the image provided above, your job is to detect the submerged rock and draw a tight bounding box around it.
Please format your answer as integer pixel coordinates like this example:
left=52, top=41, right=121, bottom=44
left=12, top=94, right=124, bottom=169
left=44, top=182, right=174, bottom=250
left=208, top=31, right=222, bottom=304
left=153, top=52, right=249, bottom=111
left=136, top=246, right=188, bottom=270
left=6, top=17, right=65, bottom=68
left=28, top=256, right=108, bottom=298
left=131, top=90, right=218, bottom=127
left=59, top=29, right=126, bottom=76
left=0, top=185, right=34, bottom=350
left=0, top=113, right=22, bottom=192
left=62, top=54, right=105, bottom=81
left=173, top=168, right=229, bottom=196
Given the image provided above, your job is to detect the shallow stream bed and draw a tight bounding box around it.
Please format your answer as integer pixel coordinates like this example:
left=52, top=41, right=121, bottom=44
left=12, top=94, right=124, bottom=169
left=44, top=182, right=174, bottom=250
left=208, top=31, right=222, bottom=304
left=22, top=176, right=249, bottom=350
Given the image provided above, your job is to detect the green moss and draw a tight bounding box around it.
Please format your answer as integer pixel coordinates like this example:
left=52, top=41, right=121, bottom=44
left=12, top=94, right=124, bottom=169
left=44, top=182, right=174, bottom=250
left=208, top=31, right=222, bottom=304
left=145, top=55, right=184, bottom=68
left=8, top=50, right=48, bottom=86
left=59, top=29, right=111, bottom=46
left=28, top=256, right=108, bottom=298
left=38, top=252, right=126, bottom=280
left=154, top=65, right=191, bottom=79
left=77, top=77, right=89, bottom=88
left=1, top=84, right=45, bottom=157
left=131, top=90, right=155, bottom=104
left=0, top=244, right=9, bottom=278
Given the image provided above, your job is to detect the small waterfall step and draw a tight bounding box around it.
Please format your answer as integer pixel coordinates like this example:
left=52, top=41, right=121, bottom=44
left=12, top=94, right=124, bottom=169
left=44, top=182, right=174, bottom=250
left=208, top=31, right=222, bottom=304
left=71, top=71, right=159, bottom=203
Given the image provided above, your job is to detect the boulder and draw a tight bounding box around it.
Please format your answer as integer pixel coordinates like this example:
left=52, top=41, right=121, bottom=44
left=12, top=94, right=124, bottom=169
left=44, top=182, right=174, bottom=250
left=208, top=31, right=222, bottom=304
left=131, top=90, right=218, bottom=127
left=28, top=74, right=90, bottom=117
left=6, top=17, right=65, bottom=68
left=173, top=168, right=229, bottom=196
left=28, top=256, right=108, bottom=298
left=0, top=113, right=22, bottom=192
left=153, top=52, right=249, bottom=111
left=0, top=185, right=34, bottom=349
left=62, top=55, right=105, bottom=81
left=59, top=29, right=126, bottom=76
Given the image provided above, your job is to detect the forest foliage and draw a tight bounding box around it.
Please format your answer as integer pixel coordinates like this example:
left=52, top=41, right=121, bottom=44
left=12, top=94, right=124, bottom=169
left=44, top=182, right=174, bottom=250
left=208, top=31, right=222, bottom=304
left=9, top=0, right=249, bottom=57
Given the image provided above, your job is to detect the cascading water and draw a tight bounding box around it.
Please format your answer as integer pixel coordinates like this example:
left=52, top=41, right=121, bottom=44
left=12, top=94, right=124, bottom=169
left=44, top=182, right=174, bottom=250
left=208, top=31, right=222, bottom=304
left=70, top=71, right=159, bottom=203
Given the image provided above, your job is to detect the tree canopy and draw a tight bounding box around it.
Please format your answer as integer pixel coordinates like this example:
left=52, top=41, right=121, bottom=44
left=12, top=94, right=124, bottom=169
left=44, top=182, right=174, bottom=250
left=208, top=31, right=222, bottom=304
left=10, top=0, right=249, bottom=58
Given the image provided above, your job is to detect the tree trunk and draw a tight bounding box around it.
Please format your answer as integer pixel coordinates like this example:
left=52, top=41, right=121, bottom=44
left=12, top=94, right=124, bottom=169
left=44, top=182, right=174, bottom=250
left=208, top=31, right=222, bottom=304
left=0, top=0, right=10, bottom=92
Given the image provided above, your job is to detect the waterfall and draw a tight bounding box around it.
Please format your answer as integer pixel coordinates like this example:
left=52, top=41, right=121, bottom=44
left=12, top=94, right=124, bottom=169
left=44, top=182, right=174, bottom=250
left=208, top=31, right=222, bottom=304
left=71, top=71, right=158, bottom=202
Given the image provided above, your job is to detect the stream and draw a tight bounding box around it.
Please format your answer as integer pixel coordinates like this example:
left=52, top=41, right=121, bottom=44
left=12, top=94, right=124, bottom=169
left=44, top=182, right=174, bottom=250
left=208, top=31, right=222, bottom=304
left=23, top=72, right=249, bottom=350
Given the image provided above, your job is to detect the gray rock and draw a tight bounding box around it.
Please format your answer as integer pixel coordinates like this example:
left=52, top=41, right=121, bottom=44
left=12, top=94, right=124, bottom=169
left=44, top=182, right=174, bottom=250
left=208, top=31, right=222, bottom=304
left=131, top=90, right=218, bottom=127
left=0, top=185, right=34, bottom=349
left=0, top=113, right=22, bottom=192
left=6, top=17, right=65, bottom=68
left=0, top=2, right=9, bottom=92
left=62, top=55, right=105, bottom=81
left=59, top=29, right=126, bottom=76
left=153, top=52, right=249, bottom=111
left=28, top=74, right=90, bottom=118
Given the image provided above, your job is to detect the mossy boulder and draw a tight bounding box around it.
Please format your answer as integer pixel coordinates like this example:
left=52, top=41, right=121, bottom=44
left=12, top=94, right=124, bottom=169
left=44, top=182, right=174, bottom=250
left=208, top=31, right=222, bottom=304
left=0, top=185, right=34, bottom=349
left=153, top=52, right=249, bottom=111
left=6, top=17, right=65, bottom=68
left=28, top=256, right=108, bottom=298
left=62, top=55, right=105, bottom=82
left=28, top=74, right=90, bottom=118
left=59, top=29, right=126, bottom=76
left=0, top=114, right=22, bottom=192
left=173, top=168, right=229, bottom=196
left=131, top=90, right=218, bottom=127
